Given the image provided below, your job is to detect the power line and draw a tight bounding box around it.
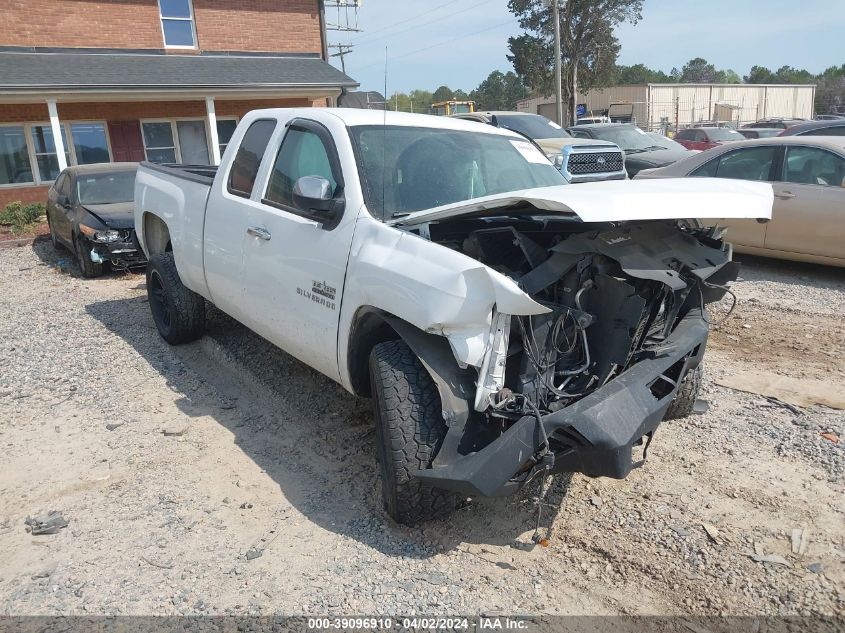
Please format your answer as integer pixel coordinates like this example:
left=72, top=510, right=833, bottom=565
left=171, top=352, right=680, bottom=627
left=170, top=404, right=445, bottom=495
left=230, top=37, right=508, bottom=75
left=351, top=18, right=519, bottom=73
left=351, top=0, right=492, bottom=47
left=346, top=0, right=459, bottom=42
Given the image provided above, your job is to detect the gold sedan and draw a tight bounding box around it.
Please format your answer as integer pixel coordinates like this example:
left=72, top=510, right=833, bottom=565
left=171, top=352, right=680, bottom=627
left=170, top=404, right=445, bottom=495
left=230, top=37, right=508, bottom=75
left=636, top=136, right=845, bottom=266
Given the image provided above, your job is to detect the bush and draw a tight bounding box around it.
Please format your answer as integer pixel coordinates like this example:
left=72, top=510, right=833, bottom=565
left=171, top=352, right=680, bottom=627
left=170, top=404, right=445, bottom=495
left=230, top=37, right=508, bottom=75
left=0, top=201, right=46, bottom=234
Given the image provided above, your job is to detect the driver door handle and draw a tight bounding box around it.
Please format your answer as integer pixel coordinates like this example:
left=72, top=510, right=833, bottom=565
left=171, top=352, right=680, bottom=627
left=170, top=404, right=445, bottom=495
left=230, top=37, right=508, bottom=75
left=247, top=226, right=271, bottom=241
left=776, top=191, right=795, bottom=200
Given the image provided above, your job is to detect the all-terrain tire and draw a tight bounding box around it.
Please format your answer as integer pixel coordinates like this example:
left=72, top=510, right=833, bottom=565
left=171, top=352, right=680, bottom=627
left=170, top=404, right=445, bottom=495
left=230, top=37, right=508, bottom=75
left=146, top=252, right=205, bottom=345
left=665, top=363, right=703, bottom=420
left=73, top=234, right=103, bottom=278
left=369, top=340, right=459, bottom=525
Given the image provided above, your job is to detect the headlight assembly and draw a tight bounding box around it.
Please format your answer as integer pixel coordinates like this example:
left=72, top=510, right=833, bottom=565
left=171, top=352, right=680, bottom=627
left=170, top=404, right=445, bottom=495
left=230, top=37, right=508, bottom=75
left=79, top=224, right=122, bottom=243
left=93, top=230, right=121, bottom=243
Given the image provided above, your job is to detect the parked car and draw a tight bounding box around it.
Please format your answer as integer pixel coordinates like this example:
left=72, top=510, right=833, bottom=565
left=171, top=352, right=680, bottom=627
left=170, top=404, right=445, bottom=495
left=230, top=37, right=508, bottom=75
left=636, top=137, right=845, bottom=266
left=568, top=123, right=693, bottom=177
left=814, top=114, right=845, bottom=121
left=778, top=119, right=845, bottom=137
left=134, top=108, right=771, bottom=524
left=47, top=163, right=145, bottom=277
left=737, top=128, right=782, bottom=139
left=450, top=111, right=627, bottom=183
left=742, top=118, right=806, bottom=130
left=673, top=126, right=746, bottom=151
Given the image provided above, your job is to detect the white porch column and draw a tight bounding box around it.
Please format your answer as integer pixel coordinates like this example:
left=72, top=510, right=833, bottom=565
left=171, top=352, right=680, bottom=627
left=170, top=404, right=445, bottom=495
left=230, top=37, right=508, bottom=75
left=46, top=99, right=68, bottom=172
left=206, top=96, right=221, bottom=166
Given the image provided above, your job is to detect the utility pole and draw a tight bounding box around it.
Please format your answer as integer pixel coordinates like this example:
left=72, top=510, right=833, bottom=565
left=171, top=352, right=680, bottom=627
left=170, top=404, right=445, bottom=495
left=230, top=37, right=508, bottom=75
left=328, top=44, right=353, bottom=74
left=551, top=0, right=563, bottom=126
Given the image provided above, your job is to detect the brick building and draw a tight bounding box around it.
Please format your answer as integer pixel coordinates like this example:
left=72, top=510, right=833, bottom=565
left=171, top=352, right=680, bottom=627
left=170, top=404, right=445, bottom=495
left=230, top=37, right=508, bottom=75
left=0, top=0, right=356, bottom=205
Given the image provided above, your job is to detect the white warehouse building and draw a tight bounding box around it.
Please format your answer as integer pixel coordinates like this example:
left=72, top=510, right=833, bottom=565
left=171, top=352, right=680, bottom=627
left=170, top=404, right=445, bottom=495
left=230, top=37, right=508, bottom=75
left=517, top=83, right=817, bottom=130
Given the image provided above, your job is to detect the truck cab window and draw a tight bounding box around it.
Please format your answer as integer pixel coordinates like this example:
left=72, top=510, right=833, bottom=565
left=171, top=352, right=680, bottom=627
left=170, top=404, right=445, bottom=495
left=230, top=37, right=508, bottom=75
left=265, top=127, right=336, bottom=209
left=228, top=119, right=276, bottom=198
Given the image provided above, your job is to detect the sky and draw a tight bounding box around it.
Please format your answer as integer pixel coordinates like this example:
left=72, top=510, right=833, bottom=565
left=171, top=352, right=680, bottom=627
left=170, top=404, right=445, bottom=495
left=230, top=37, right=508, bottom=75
left=326, top=0, right=845, bottom=95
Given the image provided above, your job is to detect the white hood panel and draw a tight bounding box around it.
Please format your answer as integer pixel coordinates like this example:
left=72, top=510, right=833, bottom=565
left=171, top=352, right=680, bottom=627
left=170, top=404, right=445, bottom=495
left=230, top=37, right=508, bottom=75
left=390, top=178, right=774, bottom=226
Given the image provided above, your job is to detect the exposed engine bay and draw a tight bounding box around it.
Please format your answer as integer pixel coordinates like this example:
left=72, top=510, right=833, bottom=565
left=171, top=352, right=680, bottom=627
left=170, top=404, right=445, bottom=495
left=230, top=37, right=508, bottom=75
left=405, top=211, right=739, bottom=494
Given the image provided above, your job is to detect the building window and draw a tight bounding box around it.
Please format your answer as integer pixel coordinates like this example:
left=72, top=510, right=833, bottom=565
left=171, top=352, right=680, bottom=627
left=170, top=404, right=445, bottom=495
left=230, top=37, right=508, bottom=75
left=71, top=123, right=110, bottom=165
left=216, top=119, right=238, bottom=157
left=0, top=121, right=112, bottom=187
left=176, top=120, right=209, bottom=164
left=141, top=119, right=214, bottom=164
left=142, top=122, right=178, bottom=163
left=0, top=126, right=33, bottom=185
left=30, top=124, right=71, bottom=182
left=159, top=0, right=197, bottom=48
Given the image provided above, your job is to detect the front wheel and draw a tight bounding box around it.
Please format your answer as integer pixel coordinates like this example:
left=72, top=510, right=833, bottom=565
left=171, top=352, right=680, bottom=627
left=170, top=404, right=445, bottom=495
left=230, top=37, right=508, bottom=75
left=665, top=363, right=703, bottom=420
left=48, top=214, right=61, bottom=250
left=146, top=252, right=205, bottom=345
left=369, top=340, right=459, bottom=525
left=73, top=234, right=103, bottom=278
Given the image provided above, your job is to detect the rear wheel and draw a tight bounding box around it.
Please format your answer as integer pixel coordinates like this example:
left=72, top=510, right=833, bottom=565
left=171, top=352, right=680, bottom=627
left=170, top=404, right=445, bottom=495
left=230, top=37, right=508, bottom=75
left=665, top=363, right=703, bottom=420
left=73, top=234, right=103, bottom=278
left=146, top=252, right=205, bottom=345
left=369, top=339, right=459, bottom=525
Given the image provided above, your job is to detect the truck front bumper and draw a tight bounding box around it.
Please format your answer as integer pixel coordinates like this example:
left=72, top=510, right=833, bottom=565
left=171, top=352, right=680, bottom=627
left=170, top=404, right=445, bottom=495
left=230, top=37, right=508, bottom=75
left=414, top=309, right=709, bottom=497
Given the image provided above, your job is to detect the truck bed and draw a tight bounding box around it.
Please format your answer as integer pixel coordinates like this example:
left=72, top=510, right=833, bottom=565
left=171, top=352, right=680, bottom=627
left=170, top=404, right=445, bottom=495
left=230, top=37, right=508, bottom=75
left=139, top=162, right=218, bottom=186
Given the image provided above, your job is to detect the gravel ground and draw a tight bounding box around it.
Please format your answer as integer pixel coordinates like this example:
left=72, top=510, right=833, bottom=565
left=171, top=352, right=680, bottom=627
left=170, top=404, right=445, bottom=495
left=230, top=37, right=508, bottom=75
left=0, top=240, right=843, bottom=617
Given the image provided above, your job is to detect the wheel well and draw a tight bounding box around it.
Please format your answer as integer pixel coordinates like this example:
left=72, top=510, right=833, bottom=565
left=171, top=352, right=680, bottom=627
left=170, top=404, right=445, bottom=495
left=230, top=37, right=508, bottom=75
left=143, top=213, right=172, bottom=255
left=347, top=308, right=401, bottom=397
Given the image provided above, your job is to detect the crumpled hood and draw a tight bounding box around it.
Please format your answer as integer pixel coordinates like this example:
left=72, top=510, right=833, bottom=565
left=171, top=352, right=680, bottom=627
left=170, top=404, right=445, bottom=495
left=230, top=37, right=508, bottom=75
left=389, top=178, right=773, bottom=227
left=82, top=202, right=135, bottom=229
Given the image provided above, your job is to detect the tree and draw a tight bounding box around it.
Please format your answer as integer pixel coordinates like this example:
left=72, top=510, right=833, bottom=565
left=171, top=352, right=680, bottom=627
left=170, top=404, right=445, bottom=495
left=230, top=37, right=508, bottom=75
left=453, top=89, right=470, bottom=101
left=507, top=0, right=642, bottom=124
left=470, top=70, right=528, bottom=110
left=614, top=63, right=673, bottom=84
left=408, top=89, right=434, bottom=113
left=432, top=85, right=454, bottom=102
left=816, top=64, right=845, bottom=115
left=773, top=65, right=814, bottom=84
left=679, top=57, right=717, bottom=83
left=744, top=65, right=776, bottom=84
left=714, top=69, right=741, bottom=84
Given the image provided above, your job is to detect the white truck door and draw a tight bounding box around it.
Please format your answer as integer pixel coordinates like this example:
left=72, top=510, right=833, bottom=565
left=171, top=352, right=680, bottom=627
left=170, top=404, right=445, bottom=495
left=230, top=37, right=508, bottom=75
left=203, top=118, right=279, bottom=322
left=240, top=118, right=356, bottom=382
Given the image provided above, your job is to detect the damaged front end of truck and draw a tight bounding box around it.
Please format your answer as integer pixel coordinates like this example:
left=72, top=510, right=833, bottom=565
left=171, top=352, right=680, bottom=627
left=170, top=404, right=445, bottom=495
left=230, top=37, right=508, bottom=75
left=384, top=182, right=771, bottom=497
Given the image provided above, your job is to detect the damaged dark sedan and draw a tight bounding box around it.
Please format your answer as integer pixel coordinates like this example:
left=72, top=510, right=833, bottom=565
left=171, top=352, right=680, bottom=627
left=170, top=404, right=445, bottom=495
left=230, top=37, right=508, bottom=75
left=46, top=163, right=145, bottom=277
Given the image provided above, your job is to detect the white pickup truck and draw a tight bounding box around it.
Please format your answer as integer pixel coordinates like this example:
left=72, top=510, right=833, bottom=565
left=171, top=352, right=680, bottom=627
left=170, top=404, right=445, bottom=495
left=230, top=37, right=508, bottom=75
left=135, top=108, right=772, bottom=525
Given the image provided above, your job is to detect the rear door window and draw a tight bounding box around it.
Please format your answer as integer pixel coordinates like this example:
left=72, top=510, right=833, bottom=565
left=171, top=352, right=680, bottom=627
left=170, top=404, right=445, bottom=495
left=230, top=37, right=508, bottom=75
left=691, top=146, right=778, bottom=180
left=783, top=146, right=845, bottom=186
left=228, top=119, right=276, bottom=198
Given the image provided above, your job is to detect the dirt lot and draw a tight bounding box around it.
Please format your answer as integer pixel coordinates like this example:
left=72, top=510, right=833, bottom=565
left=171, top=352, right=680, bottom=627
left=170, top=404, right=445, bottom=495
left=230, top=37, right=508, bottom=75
left=0, top=239, right=843, bottom=617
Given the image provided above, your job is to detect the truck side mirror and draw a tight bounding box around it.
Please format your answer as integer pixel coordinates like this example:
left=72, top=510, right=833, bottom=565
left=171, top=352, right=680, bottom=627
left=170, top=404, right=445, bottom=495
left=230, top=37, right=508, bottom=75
left=292, top=175, right=344, bottom=230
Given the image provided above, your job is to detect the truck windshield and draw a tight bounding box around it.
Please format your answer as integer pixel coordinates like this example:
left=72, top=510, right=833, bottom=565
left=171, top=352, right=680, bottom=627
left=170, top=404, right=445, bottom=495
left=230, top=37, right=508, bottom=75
left=349, top=125, right=565, bottom=220
left=76, top=171, right=136, bottom=205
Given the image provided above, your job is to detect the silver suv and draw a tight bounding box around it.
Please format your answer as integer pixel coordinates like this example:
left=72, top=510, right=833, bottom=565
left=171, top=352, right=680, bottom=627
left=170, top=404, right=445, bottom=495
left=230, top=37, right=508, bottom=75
left=451, top=111, right=627, bottom=183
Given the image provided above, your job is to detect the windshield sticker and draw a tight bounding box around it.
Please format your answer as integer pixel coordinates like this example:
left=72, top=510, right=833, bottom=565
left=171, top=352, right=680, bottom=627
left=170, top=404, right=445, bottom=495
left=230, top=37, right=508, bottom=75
left=510, top=140, right=550, bottom=164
